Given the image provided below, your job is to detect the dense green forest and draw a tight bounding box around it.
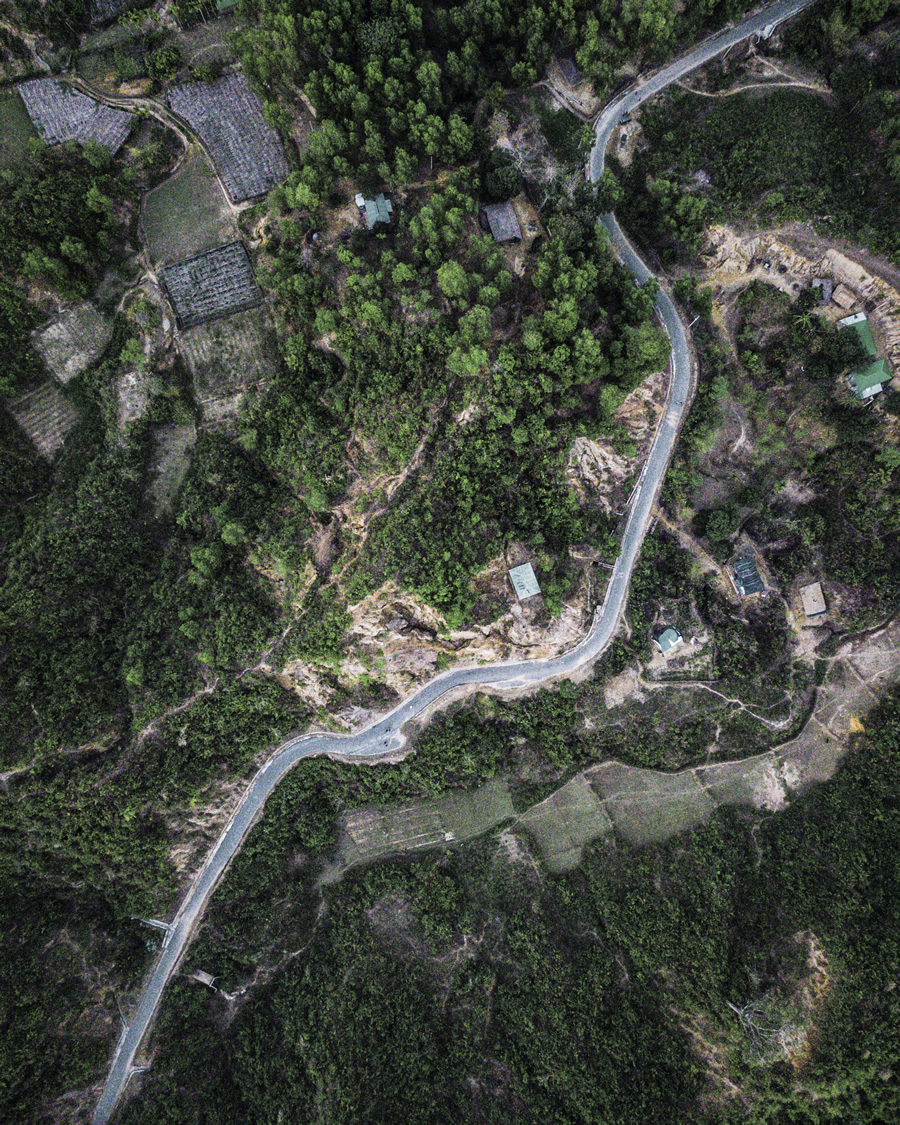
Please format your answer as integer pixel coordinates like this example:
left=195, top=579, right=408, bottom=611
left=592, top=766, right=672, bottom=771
left=619, top=2, right=900, bottom=263
left=232, top=0, right=769, bottom=186
left=112, top=682, right=900, bottom=1125
left=0, top=141, right=124, bottom=396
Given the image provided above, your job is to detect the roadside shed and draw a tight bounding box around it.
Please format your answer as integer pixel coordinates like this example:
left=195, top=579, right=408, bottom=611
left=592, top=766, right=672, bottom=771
left=800, top=582, right=826, bottom=619
left=481, top=201, right=522, bottom=243
left=731, top=555, right=764, bottom=597
left=161, top=241, right=261, bottom=330
left=18, top=78, right=132, bottom=153
left=810, top=278, right=833, bottom=305
left=509, top=562, right=541, bottom=600
left=654, top=626, right=683, bottom=656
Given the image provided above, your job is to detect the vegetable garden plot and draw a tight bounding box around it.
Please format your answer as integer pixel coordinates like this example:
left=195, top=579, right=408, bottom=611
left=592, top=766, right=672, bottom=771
left=337, top=778, right=514, bottom=869
left=17, top=78, right=131, bottom=153
left=161, top=241, right=260, bottom=330
left=178, top=304, right=277, bottom=425
left=589, top=764, right=716, bottom=846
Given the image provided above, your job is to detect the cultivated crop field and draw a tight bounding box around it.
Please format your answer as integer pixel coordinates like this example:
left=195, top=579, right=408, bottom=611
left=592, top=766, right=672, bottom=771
left=8, top=383, right=80, bottom=458
left=0, top=88, right=36, bottom=170
left=142, top=148, right=236, bottom=264
left=517, top=773, right=615, bottom=872
left=179, top=305, right=278, bottom=426
left=590, top=762, right=717, bottom=846
left=329, top=776, right=515, bottom=875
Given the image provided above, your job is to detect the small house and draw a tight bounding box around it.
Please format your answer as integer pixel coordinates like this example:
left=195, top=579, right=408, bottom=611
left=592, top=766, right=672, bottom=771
left=831, top=283, right=856, bottom=311
left=509, top=562, right=540, bottom=600
left=481, top=201, right=522, bottom=243
left=800, top=582, right=826, bottom=619
left=838, top=313, right=892, bottom=400
left=654, top=626, right=682, bottom=656
left=355, top=192, right=393, bottom=230
left=731, top=555, right=764, bottom=597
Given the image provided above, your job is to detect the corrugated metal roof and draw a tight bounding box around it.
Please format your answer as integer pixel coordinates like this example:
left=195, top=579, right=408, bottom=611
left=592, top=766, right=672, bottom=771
left=732, top=555, right=764, bottom=596
left=850, top=359, right=891, bottom=398
left=509, top=563, right=541, bottom=600
left=482, top=202, right=521, bottom=243
left=362, top=192, right=392, bottom=228
left=800, top=582, right=826, bottom=617
left=841, top=315, right=877, bottom=357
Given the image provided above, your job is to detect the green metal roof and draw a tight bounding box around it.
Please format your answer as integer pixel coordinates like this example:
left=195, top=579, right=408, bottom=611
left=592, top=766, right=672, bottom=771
left=850, top=319, right=877, bottom=357
left=217, top=0, right=239, bottom=11
left=655, top=627, right=682, bottom=654
left=850, top=358, right=891, bottom=398
left=363, top=192, right=393, bottom=228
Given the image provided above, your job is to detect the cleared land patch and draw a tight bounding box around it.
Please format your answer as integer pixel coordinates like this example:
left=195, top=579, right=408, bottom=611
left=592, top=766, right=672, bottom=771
left=590, top=763, right=716, bottom=846
left=517, top=773, right=614, bottom=872
left=324, top=777, right=515, bottom=880
left=0, top=86, right=36, bottom=170
left=142, top=149, right=237, bottom=265
left=147, top=423, right=197, bottom=514
left=168, top=72, right=288, bottom=203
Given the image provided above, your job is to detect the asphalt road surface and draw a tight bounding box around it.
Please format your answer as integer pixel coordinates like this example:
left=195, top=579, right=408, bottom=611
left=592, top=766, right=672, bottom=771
left=92, top=2, right=819, bottom=1119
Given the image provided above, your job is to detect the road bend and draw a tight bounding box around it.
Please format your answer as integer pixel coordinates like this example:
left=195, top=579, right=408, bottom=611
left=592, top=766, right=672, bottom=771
left=92, top=2, right=819, bottom=1120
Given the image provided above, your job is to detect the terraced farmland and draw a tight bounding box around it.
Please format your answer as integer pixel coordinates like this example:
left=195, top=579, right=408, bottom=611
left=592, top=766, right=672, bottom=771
left=179, top=304, right=277, bottom=426
left=517, top=773, right=614, bottom=872
left=8, top=384, right=80, bottom=458
left=324, top=777, right=515, bottom=879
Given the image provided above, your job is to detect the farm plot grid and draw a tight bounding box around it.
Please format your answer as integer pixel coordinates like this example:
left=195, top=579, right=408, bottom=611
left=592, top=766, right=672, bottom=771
left=168, top=72, right=288, bottom=202
left=161, top=241, right=260, bottom=329
left=17, top=78, right=132, bottom=153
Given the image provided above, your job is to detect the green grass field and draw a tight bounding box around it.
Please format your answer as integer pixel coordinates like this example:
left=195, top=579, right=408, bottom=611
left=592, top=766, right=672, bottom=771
left=141, top=146, right=237, bottom=264
left=0, top=88, right=36, bottom=170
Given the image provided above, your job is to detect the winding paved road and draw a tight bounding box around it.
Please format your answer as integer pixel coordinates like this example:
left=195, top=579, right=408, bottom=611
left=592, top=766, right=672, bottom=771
left=92, top=2, right=818, bottom=1120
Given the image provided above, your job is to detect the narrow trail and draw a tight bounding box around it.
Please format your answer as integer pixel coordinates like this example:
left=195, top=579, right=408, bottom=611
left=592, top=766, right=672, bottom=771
left=674, top=77, right=828, bottom=98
